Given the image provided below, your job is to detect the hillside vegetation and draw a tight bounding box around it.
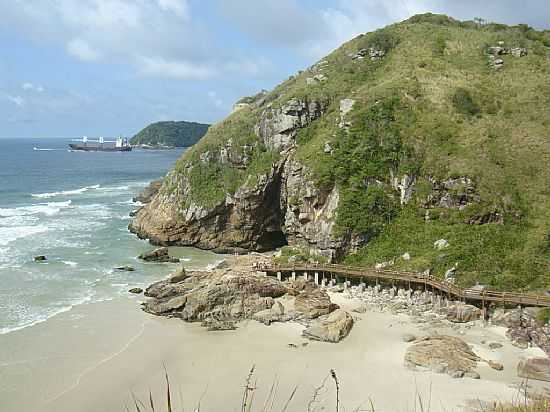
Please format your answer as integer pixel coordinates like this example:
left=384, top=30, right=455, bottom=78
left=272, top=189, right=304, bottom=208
left=143, top=14, right=550, bottom=292
left=131, top=121, right=210, bottom=147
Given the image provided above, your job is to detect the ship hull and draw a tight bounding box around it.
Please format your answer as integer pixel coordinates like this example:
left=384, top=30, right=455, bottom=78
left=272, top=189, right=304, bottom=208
left=68, top=144, right=132, bottom=152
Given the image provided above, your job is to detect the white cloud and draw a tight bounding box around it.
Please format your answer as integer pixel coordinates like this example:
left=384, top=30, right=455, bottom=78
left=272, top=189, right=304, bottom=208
left=22, top=82, right=44, bottom=92
left=157, top=0, right=189, bottom=18
left=138, top=56, right=218, bottom=80
left=0, top=0, right=224, bottom=79
left=6, top=94, right=25, bottom=107
left=67, top=38, right=102, bottom=61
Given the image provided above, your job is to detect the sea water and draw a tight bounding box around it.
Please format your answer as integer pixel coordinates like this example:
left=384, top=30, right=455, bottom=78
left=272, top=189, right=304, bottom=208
left=0, top=138, right=220, bottom=334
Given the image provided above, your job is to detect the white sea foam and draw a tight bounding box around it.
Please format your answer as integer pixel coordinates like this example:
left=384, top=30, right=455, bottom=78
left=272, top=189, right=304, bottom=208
left=33, top=147, right=63, bottom=151
left=31, top=185, right=100, bottom=199
left=62, top=261, right=78, bottom=267
left=0, top=292, right=94, bottom=335
left=0, top=225, right=49, bottom=246
left=0, top=200, right=72, bottom=218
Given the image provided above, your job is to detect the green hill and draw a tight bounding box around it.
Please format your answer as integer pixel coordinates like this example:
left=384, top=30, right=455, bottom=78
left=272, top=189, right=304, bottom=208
left=130, top=121, right=210, bottom=147
left=131, top=14, right=550, bottom=292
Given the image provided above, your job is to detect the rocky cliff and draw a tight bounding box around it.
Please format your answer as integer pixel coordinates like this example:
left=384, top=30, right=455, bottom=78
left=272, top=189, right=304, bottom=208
left=130, top=14, right=550, bottom=291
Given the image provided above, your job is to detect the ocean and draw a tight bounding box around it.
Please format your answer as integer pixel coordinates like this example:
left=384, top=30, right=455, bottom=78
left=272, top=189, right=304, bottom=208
left=0, top=138, right=219, bottom=335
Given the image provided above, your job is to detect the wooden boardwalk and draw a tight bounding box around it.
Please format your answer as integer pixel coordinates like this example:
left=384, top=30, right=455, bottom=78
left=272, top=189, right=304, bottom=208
left=263, top=263, right=550, bottom=308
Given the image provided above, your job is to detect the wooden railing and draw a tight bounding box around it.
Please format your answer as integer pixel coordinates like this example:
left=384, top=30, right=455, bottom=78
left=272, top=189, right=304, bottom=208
left=262, top=263, right=550, bottom=308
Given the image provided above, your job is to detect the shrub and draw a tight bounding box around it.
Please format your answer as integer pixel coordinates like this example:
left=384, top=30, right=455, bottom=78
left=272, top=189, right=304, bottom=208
left=537, top=308, right=550, bottom=325
left=367, top=30, right=399, bottom=53
left=433, top=35, right=447, bottom=56
left=337, top=186, right=398, bottom=236
left=452, top=88, right=480, bottom=116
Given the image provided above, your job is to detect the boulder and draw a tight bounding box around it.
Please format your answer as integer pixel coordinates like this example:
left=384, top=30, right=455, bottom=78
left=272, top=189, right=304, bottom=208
left=404, top=335, right=480, bottom=376
left=488, top=360, right=504, bottom=371
left=434, top=239, right=449, bottom=250
left=295, top=287, right=333, bottom=319
left=464, top=371, right=481, bottom=379
left=510, top=47, right=528, bottom=58
left=517, top=357, right=550, bottom=382
left=34, top=255, right=47, bottom=262
left=169, top=266, right=188, bottom=283
left=402, top=333, right=417, bottom=343
left=133, top=180, right=162, bottom=203
left=144, top=272, right=288, bottom=324
left=253, top=301, right=292, bottom=325
left=138, top=247, right=179, bottom=263
left=446, top=304, right=482, bottom=323
left=115, top=265, right=135, bottom=272
left=302, top=309, right=354, bottom=343
left=144, top=294, right=188, bottom=315
left=129, top=209, right=141, bottom=217
left=488, top=342, right=503, bottom=350
left=201, top=319, right=237, bottom=331
left=506, top=326, right=530, bottom=349
left=128, top=288, right=143, bottom=294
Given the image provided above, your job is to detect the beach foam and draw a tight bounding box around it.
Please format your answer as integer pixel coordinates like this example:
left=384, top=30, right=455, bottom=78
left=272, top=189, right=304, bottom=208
left=31, top=185, right=101, bottom=199
left=0, top=225, right=49, bottom=246
left=0, top=200, right=72, bottom=218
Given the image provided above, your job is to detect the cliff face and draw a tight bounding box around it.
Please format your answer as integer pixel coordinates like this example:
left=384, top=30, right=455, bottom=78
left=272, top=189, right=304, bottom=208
left=130, top=97, right=347, bottom=257
left=131, top=13, right=550, bottom=290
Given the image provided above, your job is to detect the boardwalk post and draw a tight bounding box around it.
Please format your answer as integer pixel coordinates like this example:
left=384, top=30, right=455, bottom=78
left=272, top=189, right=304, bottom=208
left=314, top=272, right=319, bottom=285
left=304, top=271, right=308, bottom=281
left=291, top=271, right=296, bottom=281
left=277, top=271, right=282, bottom=281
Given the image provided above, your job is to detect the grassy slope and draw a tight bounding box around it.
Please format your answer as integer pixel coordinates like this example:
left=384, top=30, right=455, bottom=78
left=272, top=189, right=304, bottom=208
left=167, top=14, right=550, bottom=291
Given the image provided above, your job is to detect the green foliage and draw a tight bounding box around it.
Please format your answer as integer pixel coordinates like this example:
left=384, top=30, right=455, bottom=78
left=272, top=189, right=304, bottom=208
left=331, top=97, right=415, bottom=186
left=165, top=13, right=550, bottom=291
left=337, top=186, right=398, bottom=236
left=537, top=308, right=550, bottom=325
left=346, top=207, right=548, bottom=290
left=273, top=246, right=329, bottom=265
left=452, top=88, right=481, bottom=116
left=366, top=29, right=400, bottom=53
left=131, top=121, right=210, bottom=147
left=406, top=13, right=459, bottom=26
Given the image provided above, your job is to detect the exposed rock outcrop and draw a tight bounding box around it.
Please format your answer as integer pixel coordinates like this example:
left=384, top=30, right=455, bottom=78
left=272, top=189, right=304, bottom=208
left=138, top=247, right=180, bottom=263
left=517, top=357, right=550, bottom=382
left=491, top=308, right=550, bottom=356
left=302, top=309, right=354, bottom=342
left=143, top=271, right=288, bottom=321
left=133, top=180, right=162, bottom=204
left=294, top=286, right=333, bottom=319
left=405, top=335, right=480, bottom=376
left=255, top=98, right=327, bottom=151
left=282, top=160, right=347, bottom=260
left=129, top=162, right=288, bottom=253
left=446, top=303, right=482, bottom=323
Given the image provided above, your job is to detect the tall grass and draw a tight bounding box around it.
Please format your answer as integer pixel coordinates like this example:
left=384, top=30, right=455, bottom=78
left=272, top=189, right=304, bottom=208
left=126, top=368, right=548, bottom=412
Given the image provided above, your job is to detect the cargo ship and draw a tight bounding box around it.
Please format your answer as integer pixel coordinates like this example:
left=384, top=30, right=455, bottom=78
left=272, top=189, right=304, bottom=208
left=69, top=136, right=132, bottom=152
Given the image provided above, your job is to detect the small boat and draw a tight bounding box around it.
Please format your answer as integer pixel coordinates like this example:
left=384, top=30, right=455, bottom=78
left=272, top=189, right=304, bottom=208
left=68, top=136, right=132, bottom=152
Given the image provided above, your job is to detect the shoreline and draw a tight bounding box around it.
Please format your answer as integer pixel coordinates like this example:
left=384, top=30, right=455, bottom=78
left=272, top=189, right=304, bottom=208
left=1, top=273, right=548, bottom=411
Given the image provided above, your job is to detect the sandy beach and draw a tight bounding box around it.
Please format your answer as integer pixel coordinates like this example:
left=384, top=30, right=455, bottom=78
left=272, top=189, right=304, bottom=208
left=1, top=286, right=547, bottom=412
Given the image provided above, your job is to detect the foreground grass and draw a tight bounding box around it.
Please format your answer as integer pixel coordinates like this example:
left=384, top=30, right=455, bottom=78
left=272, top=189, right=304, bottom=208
left=127, top=367, right=549, bottom=412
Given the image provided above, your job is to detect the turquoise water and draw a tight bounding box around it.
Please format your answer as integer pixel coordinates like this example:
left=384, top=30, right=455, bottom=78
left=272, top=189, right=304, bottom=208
left=0, top=138, right=219, bottom=334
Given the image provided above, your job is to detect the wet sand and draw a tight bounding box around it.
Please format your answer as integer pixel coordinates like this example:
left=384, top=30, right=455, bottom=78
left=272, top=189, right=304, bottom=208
left=1, top=292, right=547, bottom=412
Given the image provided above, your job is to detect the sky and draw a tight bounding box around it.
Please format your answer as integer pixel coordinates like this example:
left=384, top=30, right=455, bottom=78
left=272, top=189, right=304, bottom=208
left=1, top=0, right=549, bottom=138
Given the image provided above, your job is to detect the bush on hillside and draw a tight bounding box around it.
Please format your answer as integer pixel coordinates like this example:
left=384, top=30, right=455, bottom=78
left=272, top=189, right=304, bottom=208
left=452, top=88, right=481, bottom=116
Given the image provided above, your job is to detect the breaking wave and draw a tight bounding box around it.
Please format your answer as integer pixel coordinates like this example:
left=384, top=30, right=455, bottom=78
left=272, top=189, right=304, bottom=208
left=31, top=185, right=101, bottom=199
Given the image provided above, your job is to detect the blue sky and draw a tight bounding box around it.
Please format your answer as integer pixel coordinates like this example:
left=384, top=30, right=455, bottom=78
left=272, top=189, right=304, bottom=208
left=1, top=0, right=548, bottom=138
